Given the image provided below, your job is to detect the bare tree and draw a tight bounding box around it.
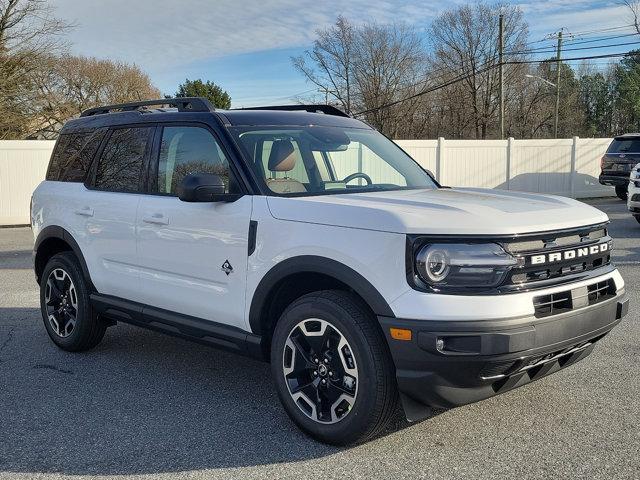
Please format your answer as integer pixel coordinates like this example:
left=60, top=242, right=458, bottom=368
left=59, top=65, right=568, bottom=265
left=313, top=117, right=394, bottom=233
left=353, top=23, right=428, bottom=137
left=292, top=16, right=355, bottom=114
left=292, top=17, right=428, bottom=137
left=623, top=0, right=640, bottom=33
left=29, top=55, right=161, bottom=138
left=430, top=2, right=529, bottom=139
left=0, top=0, right=71, bottom=139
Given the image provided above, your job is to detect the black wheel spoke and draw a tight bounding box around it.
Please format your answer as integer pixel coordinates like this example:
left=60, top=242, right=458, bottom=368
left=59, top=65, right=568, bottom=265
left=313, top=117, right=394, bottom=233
left=49, top=281, right=63, bottom=299
left=46, top=296, right=59, bottom=307
left=290, top=335, right=315, bottom=367
left=328, top=379, right=356, bottom=397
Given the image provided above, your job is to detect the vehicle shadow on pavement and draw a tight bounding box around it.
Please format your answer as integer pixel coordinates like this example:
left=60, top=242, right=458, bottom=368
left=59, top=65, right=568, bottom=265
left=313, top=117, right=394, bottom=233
left=0, top=308, right=420, bottom=476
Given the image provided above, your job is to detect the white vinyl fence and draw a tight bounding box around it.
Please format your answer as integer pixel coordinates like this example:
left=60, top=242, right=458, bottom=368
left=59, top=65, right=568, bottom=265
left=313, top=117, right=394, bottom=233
left=395, top=137, right=614, bottom=198
left=0, top=137, right=614, bottom=226
left=0, top=141, right=56, bottom=226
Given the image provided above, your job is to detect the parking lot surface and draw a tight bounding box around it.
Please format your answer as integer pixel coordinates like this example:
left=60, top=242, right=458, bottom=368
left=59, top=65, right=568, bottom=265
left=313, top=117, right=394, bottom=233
left=0, top=198, right=638, bottom=480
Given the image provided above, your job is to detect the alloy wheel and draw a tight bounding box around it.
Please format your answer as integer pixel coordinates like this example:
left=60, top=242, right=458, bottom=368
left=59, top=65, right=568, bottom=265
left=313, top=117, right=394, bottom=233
left=282, top=318, right=358, bottom=424
left=44, top=268, right=78, bottom=338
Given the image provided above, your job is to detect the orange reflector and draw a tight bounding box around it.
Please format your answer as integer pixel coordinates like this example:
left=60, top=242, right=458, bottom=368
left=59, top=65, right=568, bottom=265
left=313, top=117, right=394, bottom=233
left=390, top=328, right=412, bottom=341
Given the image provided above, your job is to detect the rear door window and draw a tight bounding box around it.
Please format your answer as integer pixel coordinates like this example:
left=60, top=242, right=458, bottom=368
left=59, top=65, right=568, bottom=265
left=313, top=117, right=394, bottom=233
left=46, top=130, right=106, bottom=182
left=93, top=127, right=153, bottom=192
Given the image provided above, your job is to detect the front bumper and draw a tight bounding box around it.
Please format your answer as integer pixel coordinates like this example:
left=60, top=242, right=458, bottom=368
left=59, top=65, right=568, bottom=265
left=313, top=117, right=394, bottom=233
left=380, top=293, right=629, bottom=421
left=599, top=173, right=629, bottom=186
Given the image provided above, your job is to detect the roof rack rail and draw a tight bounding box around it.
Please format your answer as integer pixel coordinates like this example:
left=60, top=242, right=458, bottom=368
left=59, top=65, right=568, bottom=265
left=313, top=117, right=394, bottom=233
left=238, top=104, right=350, bottom=118
left=80, top=97, right=215, bottom=117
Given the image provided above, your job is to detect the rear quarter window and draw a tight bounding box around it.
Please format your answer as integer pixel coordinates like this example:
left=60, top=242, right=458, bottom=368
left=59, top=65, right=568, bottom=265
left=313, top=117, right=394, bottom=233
left=46, top=130, right=106, bottom=182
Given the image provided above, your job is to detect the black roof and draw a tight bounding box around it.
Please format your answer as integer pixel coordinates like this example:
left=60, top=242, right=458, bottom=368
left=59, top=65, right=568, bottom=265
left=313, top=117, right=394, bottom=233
left=217, top=109, right=368, bottom=128
left=62, top=98, right=369, bottom=133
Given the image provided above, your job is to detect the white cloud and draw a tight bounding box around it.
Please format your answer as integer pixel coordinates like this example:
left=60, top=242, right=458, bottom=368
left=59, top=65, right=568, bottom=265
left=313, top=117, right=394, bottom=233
left=50, top=0, right=636, bottom=103
left=52, top=0, right=442, bottom=69
left=516, top=1, right=633, bottom=40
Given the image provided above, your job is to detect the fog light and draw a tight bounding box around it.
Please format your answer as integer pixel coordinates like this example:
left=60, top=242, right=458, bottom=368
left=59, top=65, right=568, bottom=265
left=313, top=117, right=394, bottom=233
left=436, top=338, right=445, bottom=352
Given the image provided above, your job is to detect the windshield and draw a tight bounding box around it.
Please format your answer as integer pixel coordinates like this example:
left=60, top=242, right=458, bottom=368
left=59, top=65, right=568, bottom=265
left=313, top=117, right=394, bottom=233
left=229, top=126, right=437, bottom=196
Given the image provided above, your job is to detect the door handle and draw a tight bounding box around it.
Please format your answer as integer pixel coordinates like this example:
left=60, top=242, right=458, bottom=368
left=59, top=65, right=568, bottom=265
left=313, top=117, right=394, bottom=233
left=142, top=213, right=169, bottom=225
left=74, top=207, right=94, bottom=217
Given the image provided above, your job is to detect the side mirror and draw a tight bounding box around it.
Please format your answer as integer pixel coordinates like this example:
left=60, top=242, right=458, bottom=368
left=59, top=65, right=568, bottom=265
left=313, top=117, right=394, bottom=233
left=178, top=173, right=240, bottom=202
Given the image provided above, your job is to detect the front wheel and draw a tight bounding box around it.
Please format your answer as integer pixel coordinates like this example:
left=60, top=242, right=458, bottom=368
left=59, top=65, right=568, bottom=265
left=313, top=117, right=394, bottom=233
left=616, top=185, right=628, bottom=201
left=270, top=290, right=398, bottom=445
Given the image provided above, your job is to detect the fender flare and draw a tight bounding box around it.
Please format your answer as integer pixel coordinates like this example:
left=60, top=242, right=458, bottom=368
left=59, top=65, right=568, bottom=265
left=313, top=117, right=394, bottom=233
left=34, top=225, right=94, bottom=289
left=248, top=255, right=395, bottom=335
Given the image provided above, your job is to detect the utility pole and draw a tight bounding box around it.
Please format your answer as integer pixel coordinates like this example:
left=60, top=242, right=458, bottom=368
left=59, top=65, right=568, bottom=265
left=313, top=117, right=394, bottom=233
left=554, top=30, right=563, bottom=138
left=319, top=87, right=336, bottom=105
left=498, top=14, right=505, bottom=140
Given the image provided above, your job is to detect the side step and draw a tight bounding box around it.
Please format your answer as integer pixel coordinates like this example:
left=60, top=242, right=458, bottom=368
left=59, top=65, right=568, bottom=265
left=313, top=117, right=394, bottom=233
left=90, top=293, right=264, bottom=360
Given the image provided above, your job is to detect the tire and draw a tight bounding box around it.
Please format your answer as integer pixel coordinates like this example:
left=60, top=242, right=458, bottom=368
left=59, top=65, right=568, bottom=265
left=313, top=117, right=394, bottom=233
left=39, top=251, right=106, bottom=352
left=616, top=185, right=628, bottom=201
left=270, top=290, right=398, bottom=445
left=635, top=216, right=640, bottom=224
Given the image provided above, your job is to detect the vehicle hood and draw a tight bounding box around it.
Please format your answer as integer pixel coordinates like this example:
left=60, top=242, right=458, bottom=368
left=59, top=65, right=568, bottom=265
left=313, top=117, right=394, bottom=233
left=266, top=188, right=609, bottom=235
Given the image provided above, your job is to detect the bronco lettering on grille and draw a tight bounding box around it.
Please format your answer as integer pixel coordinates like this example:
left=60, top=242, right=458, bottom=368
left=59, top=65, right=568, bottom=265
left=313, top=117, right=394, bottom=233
left=530, top=243, right=609, bottom=265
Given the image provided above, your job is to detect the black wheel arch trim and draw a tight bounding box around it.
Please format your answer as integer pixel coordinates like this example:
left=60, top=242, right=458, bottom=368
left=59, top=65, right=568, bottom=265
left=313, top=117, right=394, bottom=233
left=34, top=225, right=94, bottom=290
left=248, top=255, right=395, bottom=335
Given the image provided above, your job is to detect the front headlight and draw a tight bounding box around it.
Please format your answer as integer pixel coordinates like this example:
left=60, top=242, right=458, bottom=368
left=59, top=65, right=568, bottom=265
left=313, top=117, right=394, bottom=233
left=415, top=243, right=519, bottom=291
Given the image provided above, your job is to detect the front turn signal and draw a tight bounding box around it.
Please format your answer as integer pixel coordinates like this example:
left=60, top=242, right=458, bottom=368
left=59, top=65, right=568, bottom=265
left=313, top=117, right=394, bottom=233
left=390, top=328, right=412, bottom=341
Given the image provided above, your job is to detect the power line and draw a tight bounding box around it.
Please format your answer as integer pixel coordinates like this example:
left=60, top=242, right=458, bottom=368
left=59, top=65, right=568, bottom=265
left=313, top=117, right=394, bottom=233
left=392, top=26, right=639, bottom=101
left=506, top=39, right=640, bottom=56
left=562, top=32, right=638, bottom=46
left=564, top=23, right=636, bottom=36
left=353, top=51, right=640, bottom=116
left=523, top=24, right=635, bottom=47
left=506, top=51, right=640, bottom=65
left=350, top=23, right=640, bottom=116
left=375, top=24, right=638, bottom=102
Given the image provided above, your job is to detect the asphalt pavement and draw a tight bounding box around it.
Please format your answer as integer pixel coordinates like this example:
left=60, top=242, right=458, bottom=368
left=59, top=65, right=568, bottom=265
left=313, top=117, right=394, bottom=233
left=0, top=198, right=638, bottom=480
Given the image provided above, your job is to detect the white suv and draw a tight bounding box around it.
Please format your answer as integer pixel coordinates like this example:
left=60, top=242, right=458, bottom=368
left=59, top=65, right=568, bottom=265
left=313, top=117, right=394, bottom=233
left=628, top=163, right=640, bottom=223
left=31, top=98, right=629, bottom=445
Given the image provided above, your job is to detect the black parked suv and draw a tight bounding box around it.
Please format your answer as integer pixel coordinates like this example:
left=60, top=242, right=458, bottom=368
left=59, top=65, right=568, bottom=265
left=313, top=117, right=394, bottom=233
left=599, top=133, right=640, bottom=200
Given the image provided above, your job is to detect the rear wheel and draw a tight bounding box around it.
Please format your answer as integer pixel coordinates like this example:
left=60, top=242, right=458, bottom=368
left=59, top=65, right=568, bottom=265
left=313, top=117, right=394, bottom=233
left=40, top=252, right=106, bottom=351
left=616, top=185, right=628, bottom=201
left=271, top=290, right=398, bottom=445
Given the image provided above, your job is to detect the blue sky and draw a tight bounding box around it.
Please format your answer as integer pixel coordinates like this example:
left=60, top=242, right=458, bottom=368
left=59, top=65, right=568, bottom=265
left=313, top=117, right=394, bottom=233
left=52, top=0, right=635, bottom=107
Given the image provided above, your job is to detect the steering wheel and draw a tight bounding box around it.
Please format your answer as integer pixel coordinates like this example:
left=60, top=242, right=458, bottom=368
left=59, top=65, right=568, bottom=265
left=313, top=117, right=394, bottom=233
left=342, top=172, right=373, bottom=186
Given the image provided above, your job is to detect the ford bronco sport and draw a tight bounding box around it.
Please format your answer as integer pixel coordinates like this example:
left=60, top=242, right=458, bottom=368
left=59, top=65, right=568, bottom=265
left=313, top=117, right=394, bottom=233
left=32, top=98, right=629, bottom=445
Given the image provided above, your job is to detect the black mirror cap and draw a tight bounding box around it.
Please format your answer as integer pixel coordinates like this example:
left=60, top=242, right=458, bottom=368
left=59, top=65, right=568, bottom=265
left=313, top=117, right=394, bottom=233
left=178, top=173, right=242, bottom=202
